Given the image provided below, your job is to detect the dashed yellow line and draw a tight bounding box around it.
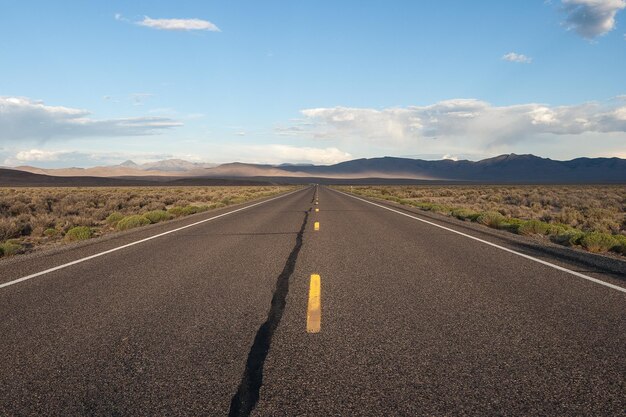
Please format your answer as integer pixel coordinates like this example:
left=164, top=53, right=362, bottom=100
left=307, top=274, right=321, bottom=333
left=315, top=208, right=319, bottom=212
left=314, top=221, right=320, bottom=231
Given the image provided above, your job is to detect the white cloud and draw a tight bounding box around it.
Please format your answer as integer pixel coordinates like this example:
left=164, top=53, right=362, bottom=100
left=214, top=144, right=352, bottom=165
left=561, top=0, right=626, bottom=39
left=442, top=154, right=459, bottom=161
left=298, top=107, right=423, bottom=145
left=283, top=98, right=626, bottom=157
left=14, top=149, right=67, bottom=162
left=261, top=145, right=351, bottom=164
left=137, top=16, right=221, bottom=32
left=502, top=52, right=533, bottom=63
left=0, top=97, right=181, bottom=142
left=3, top=149, right=178, bottom=168
left=1, top=144, right=353, bottom=168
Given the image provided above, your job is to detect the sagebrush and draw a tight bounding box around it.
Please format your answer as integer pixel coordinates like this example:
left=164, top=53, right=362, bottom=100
left=337, top=185, right=626, bottom=256
left=0, top=186, right=293, bottom=257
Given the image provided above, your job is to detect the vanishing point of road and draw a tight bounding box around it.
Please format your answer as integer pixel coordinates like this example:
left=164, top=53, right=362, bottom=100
left=1, top=186, right=624, bottom=416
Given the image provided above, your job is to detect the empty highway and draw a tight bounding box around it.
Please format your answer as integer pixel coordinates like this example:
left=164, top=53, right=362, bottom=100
left=0, top=185, right=624, bottom=416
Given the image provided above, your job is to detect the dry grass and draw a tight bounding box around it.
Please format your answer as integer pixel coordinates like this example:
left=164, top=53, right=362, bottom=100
left=337, top=185, right=626, bottom=256
left=0, top=186, right=295, bottom=257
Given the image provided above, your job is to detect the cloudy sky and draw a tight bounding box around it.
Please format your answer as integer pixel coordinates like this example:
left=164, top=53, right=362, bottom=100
left=1, top=0, right=625, bottom=167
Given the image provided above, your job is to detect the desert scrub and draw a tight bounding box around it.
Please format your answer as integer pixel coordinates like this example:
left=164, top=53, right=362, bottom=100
left=580, top=232, right=619, bottom=253
left=451, top=208, right=480, bottom=221
left=44, top=228, right=58, bottom=237
left=0, top=240, right=22, bottom=257
left=143, top=210, right=172, bottom=223
left=106, top=212, right=124, bottom=225
left=338, top=185, right=626, bottom=256
left=168, top=205, right=209, bottom=217
left=551, top=229, right=585, bottom=247
left=116, top=215, right=151, bottom=231
left=0, top=185, right=295, bottom=256
left=517, top=220, right=550, bottom=236
left=613, top=235, right=626, bottom=255
left=477, top=211, right=505, bottom=228
left=64, top=226, right=93, bottom=242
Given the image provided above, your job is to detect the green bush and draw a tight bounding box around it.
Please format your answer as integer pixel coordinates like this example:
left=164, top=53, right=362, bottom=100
left=64, top=226, right=93, bottom=242
left=611, top=235, right=626, bottom=255
left=168, top=205, right=209, bottom=217
left=44, top=228, right=58, bottom=237
left=518, top=220, right=551, bottom=236
left=551, top=229, right=585, bottom=246
left=545, top=223, right=570, bottom=236
left=0, top=241, right=22, bottom=256
left=477, top=211, right=505, bottom=228
left=106, top=212, right=124, bottom=225
left=499, top=218, right=525, bottom=233
left=580, top=232, right=618, bottom=253
left=451, top=208, right=480, bottom=221
left=143, top=210, right=172, bottom=224
left=116, top=215, right=151, bottom=231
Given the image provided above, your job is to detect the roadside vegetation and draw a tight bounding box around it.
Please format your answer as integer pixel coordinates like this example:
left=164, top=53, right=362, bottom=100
left=336, top=185, right=626, bottom=256
left=0, top=186, right=294, bottom=258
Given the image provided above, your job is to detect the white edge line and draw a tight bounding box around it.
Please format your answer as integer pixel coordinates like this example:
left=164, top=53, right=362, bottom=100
left=0, top=187, right=309, bottom=290
left=332, top=188, right=626, bottom=294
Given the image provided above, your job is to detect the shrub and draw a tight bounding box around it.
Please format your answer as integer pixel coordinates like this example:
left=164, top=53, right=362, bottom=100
left=106, top=212, right=124, bottom=225
left=0, top=241, right=22, bottom=256
left=518, top=220, right=550, bottom=236
left=168, top=205, right=209, bottom=217
left=167, top=206, right=186, bottom=217
left=451, top=208, right=480, bottom=221
left=477, top=211, right=505, bottom=228
left=499, top=218, right=525, bottom=233
left=116, top=215, right=150, bottom=231
left=64, top=226, right=93, bottom=242
left=0, top=218, right=22, bottom=241
left=551, top=229, right=585, bottom=246
left=611, top=235, right=626, bottom=255
left=44, top=228, right=58, bottom=237
left=143, top=210, right=172, bottom=224
left=580, top=232, right=618, bottom=253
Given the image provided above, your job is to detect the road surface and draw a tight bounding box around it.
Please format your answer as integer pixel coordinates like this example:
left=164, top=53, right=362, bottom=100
left=0, top=185, right=624, bottom=416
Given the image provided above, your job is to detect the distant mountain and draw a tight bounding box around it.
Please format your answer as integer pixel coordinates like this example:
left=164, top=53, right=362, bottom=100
left=268, top=154, right=626, bottom=183
left=5, top=154, right=625, bottom=183
left=277, top=163, right=315, bottom=167
left=119, top=160, right=140, bottom=168
left=138, top=159, right=217, bottom=172
left=11, top=159, right=218, bottom=177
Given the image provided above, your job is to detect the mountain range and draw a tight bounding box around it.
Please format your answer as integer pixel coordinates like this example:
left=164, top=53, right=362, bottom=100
left=3, top=154, right=626, bottom=183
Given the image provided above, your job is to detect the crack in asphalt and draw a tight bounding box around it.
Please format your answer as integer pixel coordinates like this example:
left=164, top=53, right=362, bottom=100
left=228, top=207, right=311, bottom=417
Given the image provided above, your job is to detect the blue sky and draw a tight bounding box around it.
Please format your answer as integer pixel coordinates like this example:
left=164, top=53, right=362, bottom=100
left=1, top=0, right=625, bottom=167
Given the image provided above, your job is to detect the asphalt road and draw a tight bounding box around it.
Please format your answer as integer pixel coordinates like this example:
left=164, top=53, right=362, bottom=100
left=0, top=185, right=624, bottom=416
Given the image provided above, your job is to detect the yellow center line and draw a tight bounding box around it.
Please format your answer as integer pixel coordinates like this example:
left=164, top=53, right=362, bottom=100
left=307, top=274, right=321, bottom=333
left=314, top=221, right=320, bottom=231
left=315, top=208, right=319, bottom=212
